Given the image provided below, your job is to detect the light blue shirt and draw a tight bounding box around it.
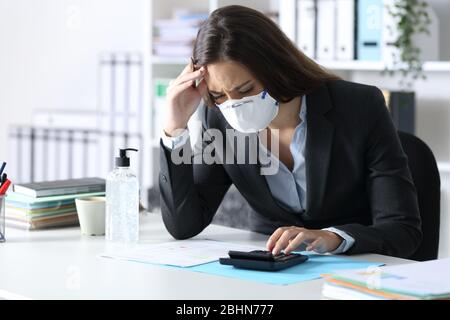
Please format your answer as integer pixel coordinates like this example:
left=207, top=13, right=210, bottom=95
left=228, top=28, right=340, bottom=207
left=161, top=97, right=355, bottom=254
left=260, top=96, right=308, bottom=213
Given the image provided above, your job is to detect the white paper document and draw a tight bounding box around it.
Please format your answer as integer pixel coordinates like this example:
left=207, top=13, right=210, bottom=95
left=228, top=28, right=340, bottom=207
left=100, top=240, right=260, bottom=267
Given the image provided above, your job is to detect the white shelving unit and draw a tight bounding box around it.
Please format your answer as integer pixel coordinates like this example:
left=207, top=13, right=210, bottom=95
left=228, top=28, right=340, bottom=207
left=145, top=0, right=450, bottom=180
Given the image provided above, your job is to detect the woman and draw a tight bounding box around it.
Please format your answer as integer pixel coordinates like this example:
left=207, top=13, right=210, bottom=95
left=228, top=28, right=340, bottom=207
left=159, top=5, right=421, bottom=258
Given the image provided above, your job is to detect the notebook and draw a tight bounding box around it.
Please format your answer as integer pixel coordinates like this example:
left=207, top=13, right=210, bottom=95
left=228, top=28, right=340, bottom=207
left=13, top=177, right=105, bottom=198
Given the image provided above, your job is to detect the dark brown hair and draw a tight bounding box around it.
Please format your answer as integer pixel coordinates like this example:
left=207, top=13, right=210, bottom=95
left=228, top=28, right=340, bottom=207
left=193, top=5, right=340, bottom=107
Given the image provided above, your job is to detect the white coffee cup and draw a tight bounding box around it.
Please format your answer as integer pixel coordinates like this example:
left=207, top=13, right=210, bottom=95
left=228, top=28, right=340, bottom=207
left=75, top=197, right=106, bottom=236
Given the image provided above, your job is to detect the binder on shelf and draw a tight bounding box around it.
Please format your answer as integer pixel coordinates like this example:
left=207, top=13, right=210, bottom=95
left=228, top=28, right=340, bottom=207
left=153, top=79, right=171, bottom=141
left=19, top=128, right=32, bottom=184
left=97, top=130, right=113, bottom=177
left=382, top=89, right=415, bottom=134
left=85, top=130, right=100, bottom=178
left=33, top=110, right=100, bottom=182
left=71, top=131, right=87, bottom=179
left=357, top=0, right=383, bottom=61
left=279, top=0, right=297, bottom=42
left=316, top=0, right=336, bottom=61
left=114, top=56, right=126, bottom=117
left=381, top=0, right=397, bottom=67
left=7, top=126, right=24, bottom=184
left=335, top=0, right=356, bottom=60
left=32, top=128, right=46, bottom=183
left=45, top=129, right=58, bottom=181
left=57, top=130, right=71, bottom=180
left=296, top=0, right=317, bottom=59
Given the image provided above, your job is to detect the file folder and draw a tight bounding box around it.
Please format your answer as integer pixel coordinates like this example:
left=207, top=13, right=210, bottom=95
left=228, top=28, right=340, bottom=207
left=381, top=0, right=395, bottom=65
left=357, top=0, right=382, bottom=61
left=336, top=0, right=356, bottom=60
left=296, top=0, right=317, bottom=59
left=317, top=0, right=336, bottom=61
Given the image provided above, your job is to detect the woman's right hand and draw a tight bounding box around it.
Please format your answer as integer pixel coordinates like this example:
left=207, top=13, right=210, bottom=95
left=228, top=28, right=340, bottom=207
left=163, top=62, right=208, bottom=137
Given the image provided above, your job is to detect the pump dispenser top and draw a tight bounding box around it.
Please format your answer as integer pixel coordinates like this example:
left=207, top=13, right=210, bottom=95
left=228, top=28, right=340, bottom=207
left=115, top=148, right=138, bottom=167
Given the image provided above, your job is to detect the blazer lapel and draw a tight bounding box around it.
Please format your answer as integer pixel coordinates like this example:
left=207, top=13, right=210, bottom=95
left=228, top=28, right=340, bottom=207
left=223, top=124, right=301, bottom=224
left=305, top=83, right=335, bottom=216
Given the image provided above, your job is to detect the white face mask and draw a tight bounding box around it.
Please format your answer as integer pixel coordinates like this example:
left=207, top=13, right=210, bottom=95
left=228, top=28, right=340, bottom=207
left=216, top=90, right=279, bottom=133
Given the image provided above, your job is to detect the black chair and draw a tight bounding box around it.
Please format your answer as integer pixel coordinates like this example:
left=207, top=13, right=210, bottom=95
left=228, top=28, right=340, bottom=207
left=398, top=131, right=441, bottom=261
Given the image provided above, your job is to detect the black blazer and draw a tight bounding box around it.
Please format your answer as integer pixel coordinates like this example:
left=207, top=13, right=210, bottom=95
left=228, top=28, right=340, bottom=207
left=159, top=79, right=422, bottom=259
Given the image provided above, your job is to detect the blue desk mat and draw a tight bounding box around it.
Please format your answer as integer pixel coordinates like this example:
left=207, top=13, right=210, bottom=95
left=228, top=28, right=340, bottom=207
left=185, top=253, right=383, bottom=285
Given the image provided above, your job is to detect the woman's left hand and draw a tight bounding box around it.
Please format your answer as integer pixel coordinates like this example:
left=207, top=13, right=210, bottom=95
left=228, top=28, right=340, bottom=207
left=266, top=226, right=343, bottom=255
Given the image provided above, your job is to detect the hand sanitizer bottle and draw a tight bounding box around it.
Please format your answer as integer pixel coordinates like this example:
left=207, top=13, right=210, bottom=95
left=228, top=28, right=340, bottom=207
left=106, top=148, right=139, bottom=242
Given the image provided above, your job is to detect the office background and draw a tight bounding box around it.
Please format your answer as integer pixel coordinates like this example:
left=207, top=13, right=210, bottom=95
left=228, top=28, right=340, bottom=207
left=0, top=0, right=449, bottom=257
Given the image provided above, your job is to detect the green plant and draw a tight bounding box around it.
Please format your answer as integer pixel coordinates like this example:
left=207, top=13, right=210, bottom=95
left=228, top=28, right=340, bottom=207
left=382, top=0, right=432, bottom=89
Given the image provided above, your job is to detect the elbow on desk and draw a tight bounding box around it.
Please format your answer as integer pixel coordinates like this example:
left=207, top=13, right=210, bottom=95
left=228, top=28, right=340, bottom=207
left=165, top=225, right=201, bottom=240
left=163, top=221, right=203, bottom=240
left=394, top=209, right=423, bottom=259
left=382, top=220, right=423, bottom=259
left=405, top=223, right=423, bottom=259
left=160, top=204, right=204, bottom=240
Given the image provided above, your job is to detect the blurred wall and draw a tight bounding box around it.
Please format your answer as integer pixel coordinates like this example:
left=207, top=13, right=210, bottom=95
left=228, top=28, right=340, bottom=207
left=0, top=0, right=145, bottom=159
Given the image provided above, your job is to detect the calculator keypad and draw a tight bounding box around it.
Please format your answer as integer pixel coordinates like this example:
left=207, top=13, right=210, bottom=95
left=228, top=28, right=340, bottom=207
left=251, top=250, right=294, bottom=261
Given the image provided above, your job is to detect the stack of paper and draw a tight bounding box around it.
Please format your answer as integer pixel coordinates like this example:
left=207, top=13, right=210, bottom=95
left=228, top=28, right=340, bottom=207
left=5, top=191, right=105, bottom=230
left=322, top=258, right=450, bottom=300
left=100, top=239, right=260, bottom=267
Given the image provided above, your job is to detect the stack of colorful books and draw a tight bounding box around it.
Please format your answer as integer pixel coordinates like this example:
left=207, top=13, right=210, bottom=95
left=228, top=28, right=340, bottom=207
left=5, top=178, right=105, bottom=230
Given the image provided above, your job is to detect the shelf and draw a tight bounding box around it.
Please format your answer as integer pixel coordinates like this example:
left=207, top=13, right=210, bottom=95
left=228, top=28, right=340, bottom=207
left=319, top=60, right=450, bottom=72
left=150, top=55, right=450, bottom=72
left=151, top=55, right=191, bottom=65
left=438, top=162, right=450, bottom=173
left=319, top=60, right=385, bottom=71
left=150, top=56, right=387, bottom=69
left=421, top=61, right=450, bottom=72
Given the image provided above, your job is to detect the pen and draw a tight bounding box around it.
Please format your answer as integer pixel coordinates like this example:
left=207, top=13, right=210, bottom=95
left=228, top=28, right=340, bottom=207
left=0, top=162, right=6, bottom=177
left=0, top=179, right=11, bottom=195
left=0, top=173, right=6, bottom=187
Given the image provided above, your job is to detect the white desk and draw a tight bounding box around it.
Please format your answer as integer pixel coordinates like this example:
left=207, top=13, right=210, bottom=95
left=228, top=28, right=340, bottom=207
left=0, top=212, right=412, bottom=299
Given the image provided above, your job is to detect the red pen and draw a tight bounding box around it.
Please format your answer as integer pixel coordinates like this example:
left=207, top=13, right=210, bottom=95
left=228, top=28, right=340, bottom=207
left=0, top=179, right=11, bottom=195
